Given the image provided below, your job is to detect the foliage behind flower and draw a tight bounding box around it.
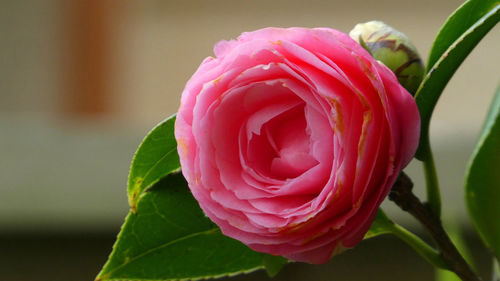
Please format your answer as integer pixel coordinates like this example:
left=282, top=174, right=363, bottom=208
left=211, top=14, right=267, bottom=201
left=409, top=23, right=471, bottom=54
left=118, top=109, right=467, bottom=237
left=175, top=27, right=420, bottom=264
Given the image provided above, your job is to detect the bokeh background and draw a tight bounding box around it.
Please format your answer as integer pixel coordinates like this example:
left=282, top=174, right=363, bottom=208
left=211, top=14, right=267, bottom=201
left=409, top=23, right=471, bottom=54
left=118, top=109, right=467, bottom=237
left=1, top=0, right=499, bottom=280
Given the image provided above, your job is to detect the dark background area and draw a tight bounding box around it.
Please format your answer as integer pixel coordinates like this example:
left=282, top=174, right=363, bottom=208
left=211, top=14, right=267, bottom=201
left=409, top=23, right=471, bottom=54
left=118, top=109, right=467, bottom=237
left=0, top=229, right=493, bottom=281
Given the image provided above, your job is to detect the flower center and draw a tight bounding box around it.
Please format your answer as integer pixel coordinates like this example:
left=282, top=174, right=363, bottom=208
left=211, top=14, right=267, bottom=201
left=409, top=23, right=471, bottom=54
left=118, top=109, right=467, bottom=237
left=247, top=104, right=319, bottom=180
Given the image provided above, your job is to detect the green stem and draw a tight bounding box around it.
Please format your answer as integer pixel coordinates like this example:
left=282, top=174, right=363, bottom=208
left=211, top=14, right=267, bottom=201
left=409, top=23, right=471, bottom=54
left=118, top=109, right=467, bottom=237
left=389, top=172, right=480, bottom=281
left=389, top=223, right=448, bottom=269
left=422, top=139, right=441, bottom=218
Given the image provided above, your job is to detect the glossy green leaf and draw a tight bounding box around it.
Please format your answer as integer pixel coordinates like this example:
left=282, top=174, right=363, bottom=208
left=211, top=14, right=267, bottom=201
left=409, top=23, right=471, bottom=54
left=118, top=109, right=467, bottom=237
left=414, top=0, right=500, bottom=159
left=465, top=83, right=500, bottom=261
left=127, top=114, right=180, bottom=213
left=97, top=173, right=266, bottom=281
left=364, top=209, right=394, bottom=239
left=425, top=0, right=500, bottom=73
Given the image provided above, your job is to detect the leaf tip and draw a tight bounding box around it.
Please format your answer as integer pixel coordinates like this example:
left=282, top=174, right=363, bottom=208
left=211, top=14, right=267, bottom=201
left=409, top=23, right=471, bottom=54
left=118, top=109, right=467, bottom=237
left=130, top=204, right=138, bottom=214
left=128, top=193, right=138, bottom=214
left=128, top=196, right=138, bottom=214
left=95, top=272, right=109, bottom=281
left=261, top=254, right=288, bottom=277
left=128, top=178, right=143, bottom=213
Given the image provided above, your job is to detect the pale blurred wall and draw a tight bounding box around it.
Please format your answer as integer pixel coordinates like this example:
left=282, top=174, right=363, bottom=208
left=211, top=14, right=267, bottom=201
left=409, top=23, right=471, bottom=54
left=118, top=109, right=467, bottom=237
left=0, top=0, right=499, bottom=231
left=112, top=0, right=499, bottom=134
left=0, top=1, right=60, bottom=113
left=2, top=0, right=499, bottom=125
left=109, top=0, right=500, bottom=224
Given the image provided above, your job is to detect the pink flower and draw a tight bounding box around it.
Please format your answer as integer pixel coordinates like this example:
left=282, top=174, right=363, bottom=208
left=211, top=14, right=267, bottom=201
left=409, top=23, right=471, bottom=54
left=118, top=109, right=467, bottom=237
left=175, top=27, right=420, bottom=264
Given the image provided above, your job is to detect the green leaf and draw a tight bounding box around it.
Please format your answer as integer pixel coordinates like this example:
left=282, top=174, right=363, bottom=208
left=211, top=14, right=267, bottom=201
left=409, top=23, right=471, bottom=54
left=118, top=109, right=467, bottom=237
left=261, top=254, right=288, bottom=278
left=436, top=268, right=461, bottom=281
left=127, top=114, right=180, bottom=213
left=425, top=0, right=500, bottom=73
left=465, top=82, right=500, bottom=261
left=494, top=259, right=500, bottom=281
left=364, top=209, right=394, bottom=239
left=97, top=173, right=266, bottom=281
left=364, top=208, right=447, bottom=269
left=414, top=0, right=500, bottom=159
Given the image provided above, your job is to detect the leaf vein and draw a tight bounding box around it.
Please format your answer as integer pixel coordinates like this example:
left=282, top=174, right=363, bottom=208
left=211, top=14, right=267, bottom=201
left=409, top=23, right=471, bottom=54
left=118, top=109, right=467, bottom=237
left=104, top=228, right=219, bottom=277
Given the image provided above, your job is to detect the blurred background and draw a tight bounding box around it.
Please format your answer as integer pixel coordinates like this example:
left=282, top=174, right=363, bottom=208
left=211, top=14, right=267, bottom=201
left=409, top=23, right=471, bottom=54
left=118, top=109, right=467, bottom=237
left=1, top=0, right=499, bottom=280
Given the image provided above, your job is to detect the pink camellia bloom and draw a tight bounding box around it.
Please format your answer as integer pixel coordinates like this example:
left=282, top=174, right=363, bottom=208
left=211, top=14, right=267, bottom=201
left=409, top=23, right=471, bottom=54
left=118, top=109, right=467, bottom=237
left=175, top=27, right=420, bottom=264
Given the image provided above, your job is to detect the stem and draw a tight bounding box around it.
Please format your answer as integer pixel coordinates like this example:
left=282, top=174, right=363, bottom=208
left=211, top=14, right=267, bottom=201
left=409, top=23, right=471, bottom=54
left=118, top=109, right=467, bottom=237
left=436, top=220, right=474, bottom=281
left=422, top=140, right=441, bottom=218
left=389, top=172, right=481, bottom=281
left=389, top=223, right=448, bottom=269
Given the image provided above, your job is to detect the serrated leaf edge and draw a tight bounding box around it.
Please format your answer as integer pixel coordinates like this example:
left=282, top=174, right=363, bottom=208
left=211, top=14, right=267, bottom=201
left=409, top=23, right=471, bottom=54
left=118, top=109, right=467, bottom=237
left=98, top=265, right=263, bottom=281
left=101, top=228, right=221, bottom=279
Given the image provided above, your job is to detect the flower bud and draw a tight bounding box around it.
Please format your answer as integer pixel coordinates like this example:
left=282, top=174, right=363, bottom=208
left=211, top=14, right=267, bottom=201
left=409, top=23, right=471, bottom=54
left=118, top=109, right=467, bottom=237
left=349, top=21, right=424, bottom=95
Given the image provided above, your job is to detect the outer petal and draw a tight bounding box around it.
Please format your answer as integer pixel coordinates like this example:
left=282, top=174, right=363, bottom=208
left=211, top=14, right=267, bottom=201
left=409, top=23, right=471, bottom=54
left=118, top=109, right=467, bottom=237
left=175, top=27, right=420, bottom=264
